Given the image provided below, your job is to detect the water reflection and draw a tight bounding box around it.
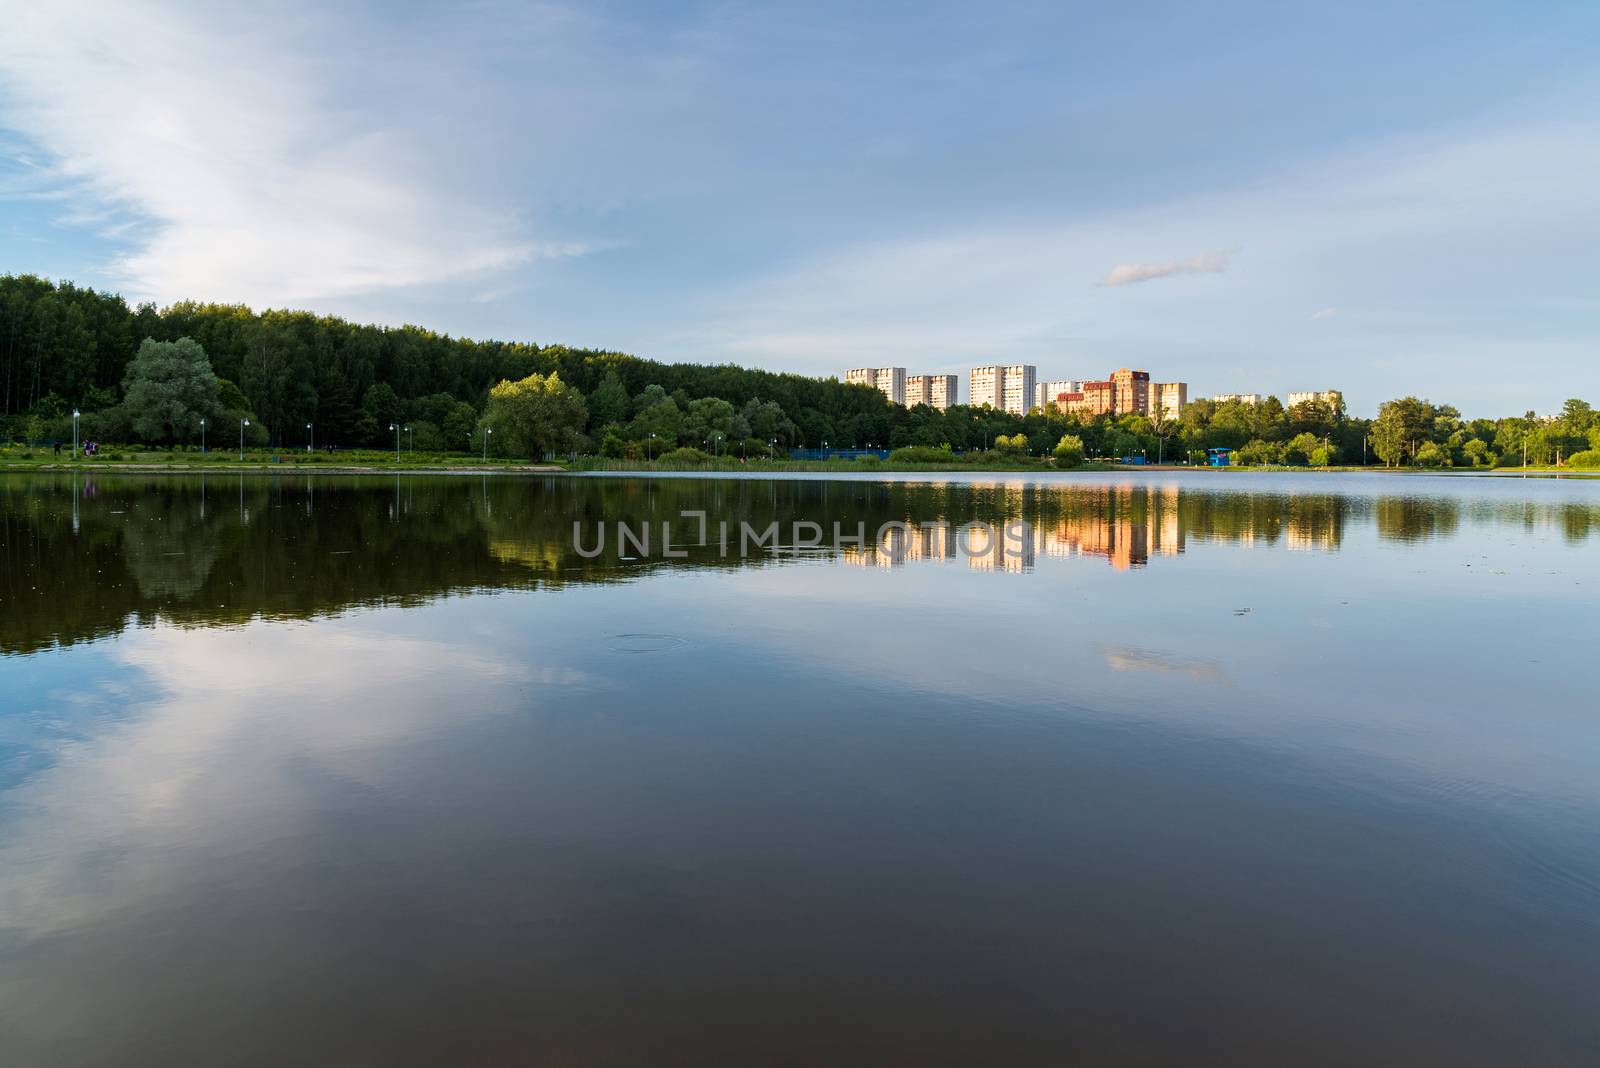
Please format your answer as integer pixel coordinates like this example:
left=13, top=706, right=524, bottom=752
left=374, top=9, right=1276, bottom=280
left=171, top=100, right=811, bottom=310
left=4, top=472, right=1598, bottom=655
left=4, top=471, right=1600, bottom=1065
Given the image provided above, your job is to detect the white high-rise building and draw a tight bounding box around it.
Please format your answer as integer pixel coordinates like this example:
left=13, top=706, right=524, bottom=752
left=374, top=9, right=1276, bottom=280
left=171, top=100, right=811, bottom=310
left=845, top=367, right=907, bottom=405
left=1150, top=382, right=1188, bottom=421
left=1034, top=380, right=1085, bottom=409
left=1286, top=390, right=1342, bottom=409
left=971, top=364, right=1037, bottom=415
left=906, top=374, right=959, bottom=411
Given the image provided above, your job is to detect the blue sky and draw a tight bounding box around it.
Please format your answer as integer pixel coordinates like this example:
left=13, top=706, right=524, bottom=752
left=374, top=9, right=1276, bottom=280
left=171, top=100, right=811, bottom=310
left=1, top=0, right=1597, bottom=415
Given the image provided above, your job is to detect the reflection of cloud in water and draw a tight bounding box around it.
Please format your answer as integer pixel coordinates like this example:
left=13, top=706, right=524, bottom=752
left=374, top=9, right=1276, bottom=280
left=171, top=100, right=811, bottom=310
left=0, top=618, right=600, bottom=941
left=1101, top=644, right=1225, bottom=683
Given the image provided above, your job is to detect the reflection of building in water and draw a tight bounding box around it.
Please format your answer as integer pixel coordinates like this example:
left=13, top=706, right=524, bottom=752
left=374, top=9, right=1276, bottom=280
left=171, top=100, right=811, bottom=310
left=1037, top=485, right=1185, bottom=570
left=965, top=521, right=1036, bottom=573
left=1285, top=499, right=1340, bottom=551
left=835, top=485, right=1370, bottom=572
left=842, top=521, right=960, bottom=568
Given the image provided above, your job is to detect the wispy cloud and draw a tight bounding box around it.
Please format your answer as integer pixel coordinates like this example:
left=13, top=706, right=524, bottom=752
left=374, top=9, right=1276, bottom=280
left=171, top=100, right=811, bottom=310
left=0, top=1, right=545, bottom=307
left=1311, top=306, right=1338, bottom=319
left=1101, top=249, right=1235, bottom=287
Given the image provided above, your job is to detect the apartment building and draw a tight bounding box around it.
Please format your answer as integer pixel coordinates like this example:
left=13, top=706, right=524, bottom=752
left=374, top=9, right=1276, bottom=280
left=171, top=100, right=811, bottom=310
left=1210, top=393, right=1263, bottom=406
left=906, top=374, right=959, bottom=411
left=1286, top=390, right=1342, bottom=409
left=1034, top=380, right=1085, bottom=409
left=969, top=364, right=1037, bottom=415
left=1109, top=368, right=1151, bottom=417
left=1150, top=381, right=1188, bottom=421
left=845, top=367, right=906, bottom=405
left=1079, top=380, right=1116, bottom=416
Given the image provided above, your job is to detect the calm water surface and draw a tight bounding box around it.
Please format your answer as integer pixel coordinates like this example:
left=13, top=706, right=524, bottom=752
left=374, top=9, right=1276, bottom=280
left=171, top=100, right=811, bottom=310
left=2, top=470, right=1599, bottom=1065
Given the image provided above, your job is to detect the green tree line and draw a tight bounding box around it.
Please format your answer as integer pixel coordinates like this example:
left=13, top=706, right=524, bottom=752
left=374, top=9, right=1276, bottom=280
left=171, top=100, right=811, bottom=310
left=4, top=274, right=1596, bottom=466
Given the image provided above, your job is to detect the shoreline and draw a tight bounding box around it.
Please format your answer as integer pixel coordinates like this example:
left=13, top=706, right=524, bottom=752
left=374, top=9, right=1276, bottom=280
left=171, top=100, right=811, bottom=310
left=3, top=460, right=1593, bottom=479
left=0, top=461, right=565, bottom=475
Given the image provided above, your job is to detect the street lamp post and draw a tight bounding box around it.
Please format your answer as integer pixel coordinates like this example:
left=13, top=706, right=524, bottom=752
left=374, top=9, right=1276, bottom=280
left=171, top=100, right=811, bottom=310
left=648, top=432, right=655, bottom=461
left=483, top=426, right=492, bottom=462
left=405, top=425, right=413, bottom=454
left=200, top=417, right=206, bottom=454
left=306, top=422, right=314, bottom=452
left=239, top=417, right=250, bottom=460
left=72, top=409, right=80, bottom=458
left=390, top=423, right=399, bottom=461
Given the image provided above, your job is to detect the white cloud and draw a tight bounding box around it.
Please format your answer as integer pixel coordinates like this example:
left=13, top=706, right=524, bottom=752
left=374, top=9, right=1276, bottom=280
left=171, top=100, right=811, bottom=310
left=1101, top=249, right=1235, bottom=287
left=0, top=618, right=598, bottom=939
left=0, top=0, right=542, bottom=307
left=1311, top=306, right=1338, bottom=319
left=688, top=113, right=1600, bottom=411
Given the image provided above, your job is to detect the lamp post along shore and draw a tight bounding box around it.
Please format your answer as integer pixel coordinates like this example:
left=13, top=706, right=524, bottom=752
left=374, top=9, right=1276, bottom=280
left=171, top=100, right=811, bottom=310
left=72, top=409, right=81, bottom=458
left=200, top=417, right=206, bottom=454
left=239, top=418, right=249, bottom=460
left=306, top=422, right=314, bottom=452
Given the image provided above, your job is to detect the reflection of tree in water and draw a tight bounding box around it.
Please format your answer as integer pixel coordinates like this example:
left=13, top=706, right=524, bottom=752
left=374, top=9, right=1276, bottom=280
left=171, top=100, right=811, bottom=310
left=1, top=474, right=1595, bottom=655
left=118, top=491, right=225, bottom=599
left=1376, top=497, right=1462, bottom=542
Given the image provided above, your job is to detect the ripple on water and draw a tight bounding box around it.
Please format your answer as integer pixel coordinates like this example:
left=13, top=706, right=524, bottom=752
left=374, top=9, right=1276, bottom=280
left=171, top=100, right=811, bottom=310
left=606, top=633, right=690, bottom=654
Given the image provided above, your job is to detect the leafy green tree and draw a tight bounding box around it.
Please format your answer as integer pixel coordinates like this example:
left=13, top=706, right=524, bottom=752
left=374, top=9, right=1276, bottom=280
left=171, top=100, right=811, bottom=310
left=994, top=432, right=1028, bottom=454
left=588, top=370, right=631, bottom=427
left=315, top=379, right=359, bottom=445
left=1234, top=438, right=1281, bottom=465
left=682, top=396, right=742, bottom=450
left=360, top=382, right=403, bottom=446
left=630, top=385, right=684, bottom=445
left=410, top=420, right=444, bottom=452
left=1373, top=397, right=1436, bottom=466
left=1284, top=432, right=1322, bottom=465
left=741, top=398, right=798, bottom=447
left=1414, top=440, right=1452, bottom=467
left=483, top=371, right=588, bottom=460
left=440, top=401, right=479, bottom=451
left=1560, top=398, right=1594, bottom=433
left=1053, top=433, right=1086, bottom=466
left=121, top=337, right=223, bottom=444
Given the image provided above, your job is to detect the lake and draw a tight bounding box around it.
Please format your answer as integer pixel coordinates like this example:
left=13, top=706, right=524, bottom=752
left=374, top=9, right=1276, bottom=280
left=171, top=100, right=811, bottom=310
left=2, top=470, right=1598, bottom=1065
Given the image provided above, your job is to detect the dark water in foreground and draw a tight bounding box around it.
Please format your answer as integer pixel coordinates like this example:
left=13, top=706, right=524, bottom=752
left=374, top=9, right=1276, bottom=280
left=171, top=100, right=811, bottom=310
left=2, top=470, right=1599, bottom=1066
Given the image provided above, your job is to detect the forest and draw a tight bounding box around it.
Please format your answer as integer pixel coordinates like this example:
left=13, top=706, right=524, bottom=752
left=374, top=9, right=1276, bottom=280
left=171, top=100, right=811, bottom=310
left=3, top=274, right=1596, bottom=466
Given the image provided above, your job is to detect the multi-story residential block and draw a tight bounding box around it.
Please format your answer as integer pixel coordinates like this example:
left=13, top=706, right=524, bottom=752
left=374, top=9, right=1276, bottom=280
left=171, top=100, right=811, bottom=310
left=969, top=365, right=1001, bottom=410
left=845, top=367, right=907, bottom=405
left=1034, top=380, right=1085, bottom=409
left=1080, top=380, right=1116, bottom=416
left=1209, top=393, right=1262, bottom=406
left=969, top=364, right=1037, bottom=415
left=1286, top=390, right=1342, bottom=409
left=1001, top=365, right=1036, bottom=416
left=1110, top=368, right=1151, bottom=417
left=1150, top=381, right=1188, bottom=422
left=906, top=374, right=959, bottom=411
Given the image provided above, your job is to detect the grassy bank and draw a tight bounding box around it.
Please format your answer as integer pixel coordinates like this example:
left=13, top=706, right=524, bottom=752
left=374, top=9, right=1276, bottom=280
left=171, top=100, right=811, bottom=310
left=564, top=456, right=1122, bottom=474
left=0, top=445, right=561, bottom=473
left=7, top=444, right=1590, bottom=478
